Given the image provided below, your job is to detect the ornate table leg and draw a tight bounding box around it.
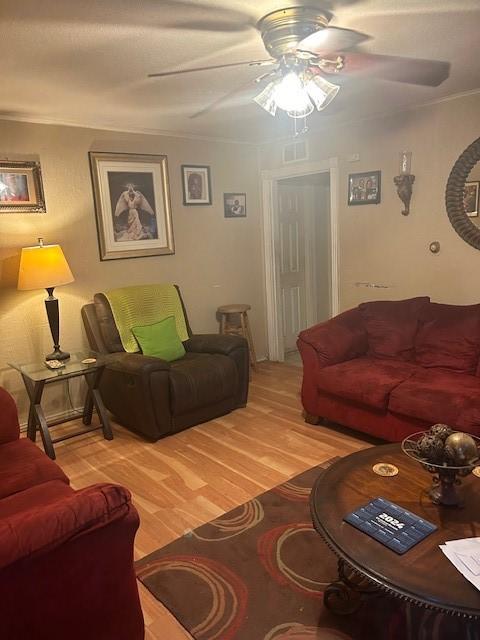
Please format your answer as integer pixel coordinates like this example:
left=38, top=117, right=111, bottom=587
left=324, top=559, right=379, bottom=615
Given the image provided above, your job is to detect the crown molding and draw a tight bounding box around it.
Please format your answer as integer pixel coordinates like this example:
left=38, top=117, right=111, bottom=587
left=0, top=113, right=257, bottom=146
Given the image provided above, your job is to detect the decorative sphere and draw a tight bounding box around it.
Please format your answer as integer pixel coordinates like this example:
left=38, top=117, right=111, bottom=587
left=444, top=432, right=479, bottom=466
left=429, top=424, right=453, bottom=442
left=416, top=433, right=445, bottom=463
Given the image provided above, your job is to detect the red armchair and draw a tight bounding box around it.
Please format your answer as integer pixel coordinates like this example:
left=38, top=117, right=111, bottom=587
left=0, top=387, right=144, bottom=640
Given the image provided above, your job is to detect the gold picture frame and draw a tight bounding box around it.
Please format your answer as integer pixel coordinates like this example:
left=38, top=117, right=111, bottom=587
left=0, top=160, right=46, bottom=213
left=89, top=152, right=175, bottom=261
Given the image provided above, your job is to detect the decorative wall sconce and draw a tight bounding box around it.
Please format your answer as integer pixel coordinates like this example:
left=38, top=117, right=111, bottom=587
left=394, top=151, right=415, bottom=216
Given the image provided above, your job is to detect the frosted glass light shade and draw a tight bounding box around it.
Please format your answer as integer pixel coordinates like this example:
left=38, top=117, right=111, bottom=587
left=18, top=243, right=74, bottom=290
left=273, top=72, right=313, bottom=116
left=286, top=102, right=314, bottom=119
left=253, top=82, right=278, bottom=116
left=306, top=75, right=340, bottom=111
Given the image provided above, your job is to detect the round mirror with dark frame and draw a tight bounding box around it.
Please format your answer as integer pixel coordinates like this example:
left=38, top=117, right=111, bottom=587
left=445, top=136, right=480, bottom=249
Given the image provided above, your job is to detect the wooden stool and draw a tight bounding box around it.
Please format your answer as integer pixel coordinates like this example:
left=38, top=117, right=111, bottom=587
left=218, top=304, right=257, bottom=371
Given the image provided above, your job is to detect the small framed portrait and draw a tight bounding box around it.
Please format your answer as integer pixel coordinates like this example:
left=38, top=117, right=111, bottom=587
left=181, top=165, right=212, bottom=205
left=464, top=181, right=479, bottom=217
left=89, top=151, right=175, bottom=261
left=0, top=161, right=46, bottom=213
left=224, top=193, right=246, bottom=218
left=348, top=170, right=381, bottom=206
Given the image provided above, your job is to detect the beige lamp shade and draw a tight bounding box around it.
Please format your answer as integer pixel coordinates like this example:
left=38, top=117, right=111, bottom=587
left=18, top=243, right=74, bottom=290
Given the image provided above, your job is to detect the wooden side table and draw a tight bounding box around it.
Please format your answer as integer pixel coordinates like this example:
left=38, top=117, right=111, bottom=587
left=218, top=304, right=257, bottom=370
left=10, top=353, right=113, bottom=460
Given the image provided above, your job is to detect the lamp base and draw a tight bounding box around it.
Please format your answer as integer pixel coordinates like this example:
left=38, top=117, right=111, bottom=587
left=46, top=348, right=70, bottom=361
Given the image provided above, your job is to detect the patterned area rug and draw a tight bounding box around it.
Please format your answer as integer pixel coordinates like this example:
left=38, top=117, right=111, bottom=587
left=136, top=460, right=477, bottom=640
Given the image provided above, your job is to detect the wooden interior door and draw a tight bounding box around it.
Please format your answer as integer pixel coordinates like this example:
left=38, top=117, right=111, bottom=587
left=277, top=181, right=307, bottom=354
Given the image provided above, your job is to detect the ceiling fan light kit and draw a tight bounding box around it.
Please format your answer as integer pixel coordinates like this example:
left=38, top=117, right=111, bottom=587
left=253, top=69, right=340, bottom=119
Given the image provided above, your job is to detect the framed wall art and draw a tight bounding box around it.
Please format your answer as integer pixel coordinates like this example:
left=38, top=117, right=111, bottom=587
left=0, top=160, right=46, bottom=213
left=464, top=181, right=479, bottom=217
left=224, top=193, right=246, bottom=218
left=181, top=164, right=212, bottom=205
left=348, top=170, right=381, bottom=206
left=89, top=152, right=175, bottom=260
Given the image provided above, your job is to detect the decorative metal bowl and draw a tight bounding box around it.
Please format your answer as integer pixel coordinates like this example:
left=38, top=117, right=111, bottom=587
left=402, top=431, right=480, bottom=507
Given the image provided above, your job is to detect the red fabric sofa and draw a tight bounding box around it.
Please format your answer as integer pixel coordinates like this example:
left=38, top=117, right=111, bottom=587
left=297, top=297, right=480, bottom=442
left=0, top=387, right=144, bottom=640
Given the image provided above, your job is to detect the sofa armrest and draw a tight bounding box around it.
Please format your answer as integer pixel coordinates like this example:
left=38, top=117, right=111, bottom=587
left=185, top=333, right=248, bottom=356
left=297, top=307, right=367, bottom=368
left=0, top=483, right=132, bottom=570
left=102, top=351, right=170, bottom=374
left=0, top=387, right=20, bottom=445
left=186, top=334, right=249, bottom=407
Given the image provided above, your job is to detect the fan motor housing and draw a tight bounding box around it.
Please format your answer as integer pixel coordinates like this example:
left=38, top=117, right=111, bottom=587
left=257, top=6, right=330, bottom=58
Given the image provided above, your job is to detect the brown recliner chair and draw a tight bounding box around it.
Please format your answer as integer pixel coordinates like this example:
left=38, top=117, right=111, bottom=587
left=81, top=286, right=249, bottom=441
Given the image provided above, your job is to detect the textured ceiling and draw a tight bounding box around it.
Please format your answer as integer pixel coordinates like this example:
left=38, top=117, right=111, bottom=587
left=1, top=0, right=479, bottom=142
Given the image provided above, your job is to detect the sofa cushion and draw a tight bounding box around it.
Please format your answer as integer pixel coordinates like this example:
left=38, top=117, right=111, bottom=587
left=316, top=357, right=418, bottom=410
left=389, top=369, right=480, bottom=433
left=414, top=302, right=480, bottom=374
left=0, top=439, right=69, bottom=500
left=169, top=352, right=237, bottom=415
left=359, top=297, right=430, bottom=361
left=0, top=480, right=73, bottom=520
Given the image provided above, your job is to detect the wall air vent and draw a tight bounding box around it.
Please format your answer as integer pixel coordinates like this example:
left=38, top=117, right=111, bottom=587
left=282, top=139, right=308, bottom=164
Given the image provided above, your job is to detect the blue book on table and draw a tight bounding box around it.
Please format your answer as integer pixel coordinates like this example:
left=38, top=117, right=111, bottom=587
left=344, top=497, right=437, bottom=555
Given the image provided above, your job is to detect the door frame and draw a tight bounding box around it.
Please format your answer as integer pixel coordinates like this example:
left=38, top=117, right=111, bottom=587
left=261, top=158, right=339, bottom=361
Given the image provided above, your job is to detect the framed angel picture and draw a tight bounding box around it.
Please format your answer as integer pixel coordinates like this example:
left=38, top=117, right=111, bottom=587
left=89, top=152, right=175, bottom=260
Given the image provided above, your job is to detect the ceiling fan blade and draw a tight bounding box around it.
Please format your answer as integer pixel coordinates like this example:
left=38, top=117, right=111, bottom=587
left=164, top=17, right=255, bottom=33
left=148, top=59, right=274, bottom=79
left=337, top=52, right=450, bottom=87
left=160, top=0, right=255, bottom=33
left=190, top=71, right=278, bottom=119
left=297, top=27, right=370, bottom=56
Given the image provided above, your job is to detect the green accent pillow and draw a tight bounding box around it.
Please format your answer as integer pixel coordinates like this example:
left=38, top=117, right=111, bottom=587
left=131, top=316, right=186, bottom=362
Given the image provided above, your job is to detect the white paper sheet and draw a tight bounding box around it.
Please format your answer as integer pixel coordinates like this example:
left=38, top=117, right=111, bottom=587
left=440, top=538, right=480, bottom=590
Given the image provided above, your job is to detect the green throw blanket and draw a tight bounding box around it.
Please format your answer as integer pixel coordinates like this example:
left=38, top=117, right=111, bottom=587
left=104, top=284, right=189, bottom=353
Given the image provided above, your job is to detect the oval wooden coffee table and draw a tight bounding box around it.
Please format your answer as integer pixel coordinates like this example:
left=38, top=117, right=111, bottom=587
left=310, top=444, right=480, bottom=618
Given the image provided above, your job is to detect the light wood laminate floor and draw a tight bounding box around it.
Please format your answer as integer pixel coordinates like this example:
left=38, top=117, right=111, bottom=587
left=50, top=362, right=374, bottom=639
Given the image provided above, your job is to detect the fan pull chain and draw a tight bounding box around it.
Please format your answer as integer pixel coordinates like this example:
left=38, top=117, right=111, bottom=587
left=294, top=116, right=308, bottom=137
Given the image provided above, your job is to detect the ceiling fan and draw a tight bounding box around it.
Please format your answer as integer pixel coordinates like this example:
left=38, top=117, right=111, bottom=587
left=148, top=5, right=450, bottom=121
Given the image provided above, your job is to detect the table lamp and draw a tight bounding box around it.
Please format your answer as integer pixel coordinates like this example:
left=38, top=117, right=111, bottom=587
left=18, top=238, right=74, bottom=361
